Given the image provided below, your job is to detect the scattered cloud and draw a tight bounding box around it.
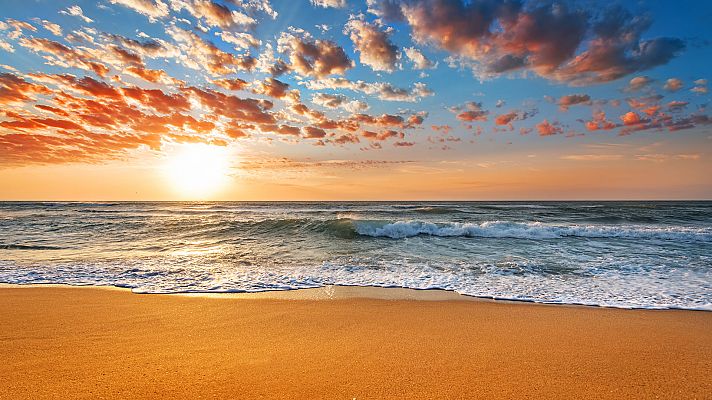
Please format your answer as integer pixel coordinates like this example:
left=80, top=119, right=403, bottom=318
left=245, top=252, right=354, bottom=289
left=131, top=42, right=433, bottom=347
left=303, top=77, right=433, bottom=102
left=108, top=0, right=169, bottom=21
left=311, top=0, right=347, bottom=8
left=312, top=93, right=369, bottom=112
left=536, top=120, right=563, bottom=136
left=663, top=78, right=683, bottom=92
left=403, top=46, right=435, bottom=70
left=277, top=32, right=353, bottom=78
left=624, top=76, right=652, bottom=92
left=60, top=5, right=94, bottom=23
left=558, top=94, right=591, bottom=111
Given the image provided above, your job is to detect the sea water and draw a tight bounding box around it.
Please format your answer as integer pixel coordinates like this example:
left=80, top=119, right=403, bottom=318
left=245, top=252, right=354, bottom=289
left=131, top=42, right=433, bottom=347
left=1, top=201, right=710, bottom=309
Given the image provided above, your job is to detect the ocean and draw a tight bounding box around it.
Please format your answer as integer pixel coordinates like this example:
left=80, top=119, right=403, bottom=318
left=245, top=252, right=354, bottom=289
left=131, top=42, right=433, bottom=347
left=1, top=201, right=710, bottom=310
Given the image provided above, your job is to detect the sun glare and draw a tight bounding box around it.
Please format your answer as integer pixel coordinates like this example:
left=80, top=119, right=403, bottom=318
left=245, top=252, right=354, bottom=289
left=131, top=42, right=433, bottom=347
left=163, top=144, right=232, bottom=198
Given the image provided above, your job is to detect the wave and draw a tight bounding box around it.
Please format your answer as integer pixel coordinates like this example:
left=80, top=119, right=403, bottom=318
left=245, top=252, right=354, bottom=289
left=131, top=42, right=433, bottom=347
left=351, top=220, right=712, bottom=241
left=1, top=244, right=65, bottom=250
left=199, top=217, right=712, bottom=242
left=412, top=206, right=465, bottom=214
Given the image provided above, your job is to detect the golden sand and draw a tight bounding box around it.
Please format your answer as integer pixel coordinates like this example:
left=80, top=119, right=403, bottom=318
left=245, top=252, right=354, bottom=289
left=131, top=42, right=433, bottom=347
left=1, top=285, right=710, bottom=399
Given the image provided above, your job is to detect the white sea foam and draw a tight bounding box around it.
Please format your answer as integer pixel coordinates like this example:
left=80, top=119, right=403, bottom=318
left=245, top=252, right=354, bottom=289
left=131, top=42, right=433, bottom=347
left=353, top=220, right=712, bottom=241
left=2, top=257, right=711, bottom=310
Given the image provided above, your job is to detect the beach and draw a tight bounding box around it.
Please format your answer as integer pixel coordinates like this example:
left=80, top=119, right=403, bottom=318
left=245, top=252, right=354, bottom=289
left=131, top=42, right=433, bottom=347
left=1, top=285, right=710, bottom=399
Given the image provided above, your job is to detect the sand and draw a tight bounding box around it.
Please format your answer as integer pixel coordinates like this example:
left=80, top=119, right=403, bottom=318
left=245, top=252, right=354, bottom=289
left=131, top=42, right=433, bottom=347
left=1, top=285, right=711, bottom=399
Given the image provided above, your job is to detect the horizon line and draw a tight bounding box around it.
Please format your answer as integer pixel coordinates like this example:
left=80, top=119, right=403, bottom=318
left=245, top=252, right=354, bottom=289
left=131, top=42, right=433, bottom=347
left=2, top=199, right=711, bottom=203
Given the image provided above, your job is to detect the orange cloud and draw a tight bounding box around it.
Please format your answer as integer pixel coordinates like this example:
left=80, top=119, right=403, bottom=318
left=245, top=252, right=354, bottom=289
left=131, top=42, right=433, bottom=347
left=620, top=111, right=642, bottom=126
left=536, top=120, right=562, bottom=136
left=584, top=111, right=617, bottom=131
left=558, top=94, right=591, bottom=111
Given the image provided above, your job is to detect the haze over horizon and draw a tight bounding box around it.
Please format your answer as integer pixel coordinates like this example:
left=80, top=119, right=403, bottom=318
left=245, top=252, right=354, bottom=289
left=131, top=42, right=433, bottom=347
left=1, top=0, right=711, bottom=200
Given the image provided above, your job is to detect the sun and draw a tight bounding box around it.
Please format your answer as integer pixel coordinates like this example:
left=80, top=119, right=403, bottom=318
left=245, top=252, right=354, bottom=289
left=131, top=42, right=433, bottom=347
left=163, top=144, right=232, bottom=199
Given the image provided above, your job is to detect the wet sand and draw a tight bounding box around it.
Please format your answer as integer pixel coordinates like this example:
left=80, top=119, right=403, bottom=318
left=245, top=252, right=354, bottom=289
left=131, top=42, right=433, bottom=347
left=1, top=285, right=710, bottom=399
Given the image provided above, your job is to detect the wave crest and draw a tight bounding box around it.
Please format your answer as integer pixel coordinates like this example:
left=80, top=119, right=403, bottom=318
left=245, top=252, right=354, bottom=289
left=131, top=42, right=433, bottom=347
left=351, top=220, right=712, bottom=241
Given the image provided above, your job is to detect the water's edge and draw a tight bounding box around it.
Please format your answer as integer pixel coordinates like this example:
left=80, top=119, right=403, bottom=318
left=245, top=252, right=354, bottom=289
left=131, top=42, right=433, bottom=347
left=2, top=282, right=709, bottom=311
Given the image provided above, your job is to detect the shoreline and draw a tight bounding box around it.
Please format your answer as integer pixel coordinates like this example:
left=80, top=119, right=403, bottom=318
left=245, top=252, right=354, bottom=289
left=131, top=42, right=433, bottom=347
left=1, top=282, right=709, bottom=311
left=1, top=284, right=711, bottom=399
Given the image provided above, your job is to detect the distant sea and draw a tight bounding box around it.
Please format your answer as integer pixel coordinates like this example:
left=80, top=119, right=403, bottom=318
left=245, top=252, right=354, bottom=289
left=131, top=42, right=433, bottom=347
left=1, top=201, right=710, bottom=310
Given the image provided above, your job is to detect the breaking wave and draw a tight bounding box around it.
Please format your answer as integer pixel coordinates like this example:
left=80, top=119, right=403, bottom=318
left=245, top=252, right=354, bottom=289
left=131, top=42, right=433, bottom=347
left=206, top=218, right=712, bottom=242
left=350, top=220, right=712, bottom=241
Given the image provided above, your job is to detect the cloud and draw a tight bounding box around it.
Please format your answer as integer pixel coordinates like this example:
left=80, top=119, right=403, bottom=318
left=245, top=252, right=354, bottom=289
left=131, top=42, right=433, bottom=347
left=332, top=133, right=360, bottom=144
left=370, top=1, right=684, bottom=85
left=213, top=78, right=249, bottom=91
left=362, top=129, right=404, bottom=141
left=303, top=77, right=433, bottom=102
left=691, top=87, right=708, bottom=94
left=493, top=109, right=536, bottom=128
left=620, top=111, right=643, bottom=126
left=536, top=120, right=562, bottom=136
left=494, top=112, right=519, bottom=126
left=167, top=26, right=256, bottom=75
left=216, top=31, right=261, bottom=50
left=366, top=0, right=404, bottom=20
left=691, top=80, right=708, bottom=94
left=0, top=40, right=14, bottom=53
left=0, top=73, right=51, bottom=105
left=122, top=85, right=191, bottom=114
left=626, top=94, right=663, bottom=110
left=311, top=0, right=347, bottom=8
left=558, top=94, right=591, bottom=111
left=663, top=78, right=683, bottom=92
left=1, top=19, right=37, bottom=41
left=344, top=17, right=399, bottom=72
left=108, top=0, right=169, bottom=21
left=666, top=101, right=688, bottom=111
left=301, top=126, right=327, bottom=138
left=383, top=0, right=586, bottom=78
left=227, top=0, right=278, bottom=19
left=552, top=7, right=685, bottom=85
left=351, top=113, right=406, bottom=128
left=125, top=65, right=181, bottom=85
left=583, top=111, right=617, bottom=131
left=40, top=20, right=62, bottom=36
left=452, top=101, right=488, bottom=122
left=277, top=32, right=353, bottom=78
left=0, top=51, right=433, bottom=165
left=106, top=34, right=178, bottom=59
left=60, top=5, right=94, bottom=23
left=19, top=37, right=110, bottom=77
left=312, top=93, right=369, bottom=112
left=0, top=74, right=235, bottom=165
left=252, top=77, right=291, bottom=99
left=624, top=76, right=652, bottom=92
left=403, top=46, right=436, bottom=70
left=171, top=0, right=256, bottom=30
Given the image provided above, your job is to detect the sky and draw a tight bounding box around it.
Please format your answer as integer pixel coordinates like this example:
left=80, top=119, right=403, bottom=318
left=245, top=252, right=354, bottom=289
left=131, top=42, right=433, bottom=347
left=0, top=0, right=711, bottom=200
